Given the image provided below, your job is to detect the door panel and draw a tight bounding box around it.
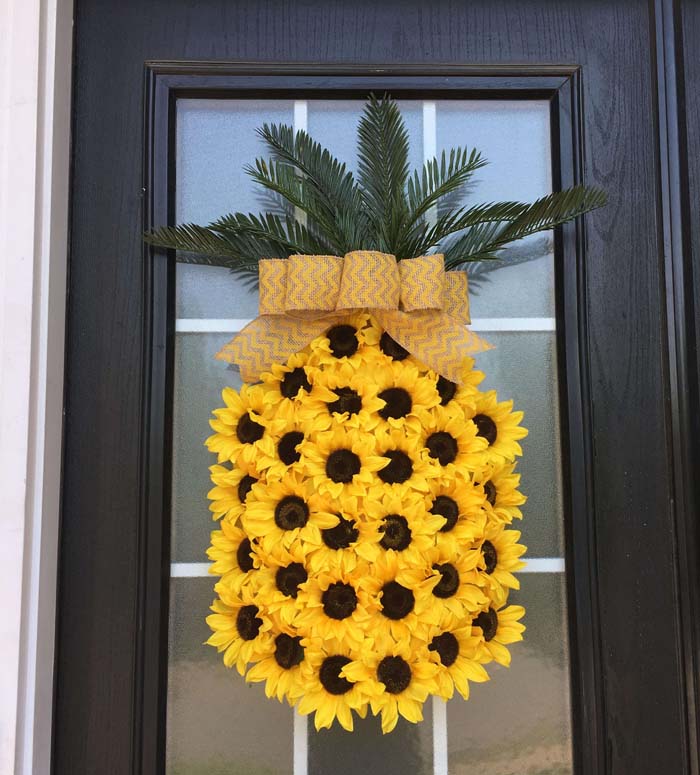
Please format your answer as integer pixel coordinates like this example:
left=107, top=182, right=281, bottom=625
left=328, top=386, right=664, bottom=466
left=55, top=2, right=700, bottom=774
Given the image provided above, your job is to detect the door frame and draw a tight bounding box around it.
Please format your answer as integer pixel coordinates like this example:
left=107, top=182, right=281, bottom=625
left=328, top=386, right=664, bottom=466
left=141, top=61, right=603, bottom=775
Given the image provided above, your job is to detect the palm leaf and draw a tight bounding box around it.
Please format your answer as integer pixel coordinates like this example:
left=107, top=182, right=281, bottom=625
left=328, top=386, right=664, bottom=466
left=444, top=185, right=607, bottom=268
left=256, top=122, right=368, bottom=250
left=357, top=95, right=410, bottom=251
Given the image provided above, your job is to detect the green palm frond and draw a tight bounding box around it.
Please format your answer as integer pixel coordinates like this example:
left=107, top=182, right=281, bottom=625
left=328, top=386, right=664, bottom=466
left=144, top=95, right=606, bottom=282
left=443, top=185, right=607, bottom=268
left=357, top=95, right=411, bottom=251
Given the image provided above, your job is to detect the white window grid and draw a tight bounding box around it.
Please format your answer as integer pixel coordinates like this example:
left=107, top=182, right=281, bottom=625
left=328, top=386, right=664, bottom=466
left=172, top=99, right=562, bottom=775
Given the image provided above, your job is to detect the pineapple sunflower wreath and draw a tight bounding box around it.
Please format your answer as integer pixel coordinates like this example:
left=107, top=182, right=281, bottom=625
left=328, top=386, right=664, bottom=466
left=146, top=96, right=605, bottom=734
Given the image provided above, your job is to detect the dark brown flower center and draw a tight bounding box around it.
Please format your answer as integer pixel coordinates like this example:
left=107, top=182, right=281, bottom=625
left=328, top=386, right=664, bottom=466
left=380, top=581, right=415, bottom=620
left=484, top=480, right=497, bottom=506
left=237, top=474, right=257, bottom=503
left=432, top=563, right=460, bottom=598
left=429, top=632, right=459, bottom=667
left=482, top=540, right=498, bottom=574
left=327, top=325, right=359, bottom=358
left=431, top=495, right=460, bottom=532
left=380, top=332, right=409, bottom=361
left=473, top=608, right=499, bottom=641
left=236, top=605, right=262, bottom=640
left=322, top=516, right=359, bottom=549
left=275, top=562, right=308, bottom=598
left=236, top=412, right=265, bottom=444
left=319, top=655, right=353, bottom=695
left=236, top=538, right=255, bottom=572
left=274, top=633, right=304, bottom=669
left=326, top=449, right=361, bottom=483
left=280, top=367, right=311, bottom=398
left=278, top=431, right=304, bottom=465
left=379, top=450, right=413, bottom=484
left=426, top=432, right=458, bottom=465
left=328, top=387, right=362, bottom=416
left=379, top=515, right=412, bottom=551
left=378, top=387, right=412, bottom=420
left=473, top=413, right=498, bottom=445
left=436, top=375, right=457, bottom=405
left=274, top=495, right=309, bottom=530
left=377, top=656, right=412, bottom=694
left=322, top=582, right=358, bottom=620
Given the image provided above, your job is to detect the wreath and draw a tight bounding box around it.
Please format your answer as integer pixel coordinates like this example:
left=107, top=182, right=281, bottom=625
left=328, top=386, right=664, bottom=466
left=146, top=96, right=605, bottom=733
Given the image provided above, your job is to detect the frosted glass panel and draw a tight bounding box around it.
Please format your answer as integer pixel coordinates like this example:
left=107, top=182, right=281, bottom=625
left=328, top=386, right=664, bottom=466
left=437, top=100, right=554, bottom=318
left=170, top=97, right=572, bottom=775
left=447, top=574, right=571, bottom=774
left=167, top=578, right=294, bottom=775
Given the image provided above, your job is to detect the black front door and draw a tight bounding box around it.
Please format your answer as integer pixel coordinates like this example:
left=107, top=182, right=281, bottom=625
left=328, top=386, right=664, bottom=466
left=54, top=2, right=700, bottom=774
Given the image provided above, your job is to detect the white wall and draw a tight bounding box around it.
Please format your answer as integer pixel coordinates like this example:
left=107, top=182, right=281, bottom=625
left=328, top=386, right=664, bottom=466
left=0, top=0, right=72, bottom=771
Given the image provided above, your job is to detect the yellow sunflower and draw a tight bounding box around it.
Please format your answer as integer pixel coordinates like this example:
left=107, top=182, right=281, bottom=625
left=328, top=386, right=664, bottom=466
left=362, top=358, right=440, bottom=435
left=207, top=519, right=260, bottom=590
left=306, top=312, right=383, bottom=371
left=342, top=639, right=440, bottom=733
left=357, top=485, right=444, bottom=566
left=474, top=460, right=527, bottom=524
left=294, top=358, right=385, bottom=433
left=253, top=544, right=310, bottom=630
left=260, top=351, right=315, bottom=423
left=206, top=581, right=273, bottom=675
left=465, top=389, right=528, bottom=463
left=420, top=404, right=488, bottom=480
left=476, top=523, right=527, bottom=602
left=301, top=426, right=386, bottom=500
left=426, top=473, right=488, bottom=553
left=207, top=460, right=260, bottom=523
left=246, top=629, right=307, bottom=704
left=426, top=618, right=490, bottom=700
left=359, top=551, right=439, bottom=652
left=472, top=604, right=526, bottom=667
left=242, top=473, right=338, bottom=561
left=295, top=563, right=375, bottom=649
left=374, top=426, right=439, bottom=493
left=296, top=636, right=370, bottom=731
left=425, top=356, right=485, bottom=415
left=305, top=502, right=363, bottom=576
left=206, top=384, right=270, bottom=466
left=423, top=543, right=488, bottom=620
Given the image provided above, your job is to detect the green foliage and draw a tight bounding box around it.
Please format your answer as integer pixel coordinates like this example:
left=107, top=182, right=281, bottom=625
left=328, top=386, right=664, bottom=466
left=144, top=95, right=606, bottom=273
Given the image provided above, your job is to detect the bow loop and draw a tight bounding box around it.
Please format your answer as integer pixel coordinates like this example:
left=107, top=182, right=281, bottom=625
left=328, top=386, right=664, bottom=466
left=218, top=252, right=492, bottom=383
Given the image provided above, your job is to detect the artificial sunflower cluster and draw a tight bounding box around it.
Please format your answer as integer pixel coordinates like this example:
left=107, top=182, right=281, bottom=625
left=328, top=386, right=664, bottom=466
left=204, top=312, right=527, bottom=734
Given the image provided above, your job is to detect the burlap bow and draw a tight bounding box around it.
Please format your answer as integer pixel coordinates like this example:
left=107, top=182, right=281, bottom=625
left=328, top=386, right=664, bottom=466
left=216, top=251, right=491, bottom=383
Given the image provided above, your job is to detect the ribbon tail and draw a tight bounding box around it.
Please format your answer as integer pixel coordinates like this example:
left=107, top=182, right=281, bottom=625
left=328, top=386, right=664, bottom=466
left=375, top=310, right=492, bottom=384
left=216, top=315, right=330, bottom=383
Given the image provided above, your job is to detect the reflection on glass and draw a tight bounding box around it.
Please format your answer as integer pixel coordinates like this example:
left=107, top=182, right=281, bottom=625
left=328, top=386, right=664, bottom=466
left=309, top=711, right=433, bottom=775
left=447, top=574, right=572, bottom=775
left=167, top=578, right=294, bottom=775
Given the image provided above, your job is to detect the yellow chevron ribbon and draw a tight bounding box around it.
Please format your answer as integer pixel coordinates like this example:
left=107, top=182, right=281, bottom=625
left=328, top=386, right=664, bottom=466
left=216, top=251, right=492, bottom=383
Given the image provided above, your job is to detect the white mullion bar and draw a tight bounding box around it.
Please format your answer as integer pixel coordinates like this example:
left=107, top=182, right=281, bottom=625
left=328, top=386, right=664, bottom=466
left=422, top=101, right=438, bottom=228
left=175, top=318, right=252, bottom=333
left=170, top=557, right=566, bottom=579
left=174, top=316, right=557, bottom=334
left=471, top=317, right=556, bottom=332
left=293, top=711, right=309, bottom=775
left=521, top=557, right=566, bottom=573
left=293, top=100, right=308, bottom=228
left=432, top=697, right=448, bottom=775
left=170, top=562, right=210, bottom=578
